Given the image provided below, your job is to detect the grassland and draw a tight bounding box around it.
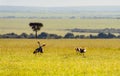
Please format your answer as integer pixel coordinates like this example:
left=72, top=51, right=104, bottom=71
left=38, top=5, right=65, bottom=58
left=0, top=19, right=120, bottom=36
left=0, top=39, right=120, bottom=76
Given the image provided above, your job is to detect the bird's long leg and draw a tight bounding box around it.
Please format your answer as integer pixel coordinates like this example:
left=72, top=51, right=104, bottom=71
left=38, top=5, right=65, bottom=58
left=83, top=53, right=86, bottom=58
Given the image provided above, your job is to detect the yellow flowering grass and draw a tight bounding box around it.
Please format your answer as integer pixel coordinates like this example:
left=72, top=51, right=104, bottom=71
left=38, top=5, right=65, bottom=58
left=0, top=39, right=120, bottom=76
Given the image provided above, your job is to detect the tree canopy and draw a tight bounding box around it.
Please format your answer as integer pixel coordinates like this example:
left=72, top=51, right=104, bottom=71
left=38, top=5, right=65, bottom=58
left=29, top=22, right=43, bottom=38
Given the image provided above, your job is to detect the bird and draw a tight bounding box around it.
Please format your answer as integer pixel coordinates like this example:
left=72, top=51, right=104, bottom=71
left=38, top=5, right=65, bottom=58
left=75, top=47, right=86, bottom=57
left=33, top=41, right=46, bottom=54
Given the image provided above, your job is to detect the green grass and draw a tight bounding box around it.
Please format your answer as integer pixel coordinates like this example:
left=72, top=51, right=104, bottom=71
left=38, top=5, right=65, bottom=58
left=0, top=19, right=120, bottom=36
left=0, top=39, right=120, bottom=76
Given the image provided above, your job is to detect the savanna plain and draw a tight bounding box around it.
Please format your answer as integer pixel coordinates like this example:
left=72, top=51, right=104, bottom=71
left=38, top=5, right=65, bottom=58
left=1, top=19, right=120, bottom=36
left=0, top=39, right=120, bottom=76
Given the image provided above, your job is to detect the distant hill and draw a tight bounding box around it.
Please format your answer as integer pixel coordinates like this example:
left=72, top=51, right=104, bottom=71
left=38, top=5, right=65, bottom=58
left=0, top=6, right=120, bottom=19
left=0, top=6, right=120, bottom=12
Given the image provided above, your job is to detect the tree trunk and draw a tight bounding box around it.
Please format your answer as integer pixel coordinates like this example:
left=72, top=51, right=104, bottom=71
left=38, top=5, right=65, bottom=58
left=35, top=31, right=37, bottom=38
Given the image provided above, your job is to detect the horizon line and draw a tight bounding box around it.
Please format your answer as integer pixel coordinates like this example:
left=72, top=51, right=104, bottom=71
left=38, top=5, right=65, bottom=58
left=0, top=5, right=120, bottom=8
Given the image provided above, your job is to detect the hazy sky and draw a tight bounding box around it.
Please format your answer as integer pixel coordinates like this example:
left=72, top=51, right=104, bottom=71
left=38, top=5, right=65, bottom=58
left=0, top=0, right=120, bottom=7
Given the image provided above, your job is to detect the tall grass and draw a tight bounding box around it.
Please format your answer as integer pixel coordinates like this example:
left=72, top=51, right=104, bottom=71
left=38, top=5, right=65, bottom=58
left=0, top=39, right=120, bottom=76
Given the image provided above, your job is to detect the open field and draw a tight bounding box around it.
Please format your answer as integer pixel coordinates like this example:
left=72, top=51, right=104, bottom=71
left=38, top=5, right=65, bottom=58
left=0, top=19, right=120, bottom=36
left=0, top=39, right=120, bottom=76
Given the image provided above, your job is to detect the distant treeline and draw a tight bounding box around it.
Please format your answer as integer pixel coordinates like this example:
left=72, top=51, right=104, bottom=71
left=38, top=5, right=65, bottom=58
left=1, top=16, right=120, bottom=19
left=0, top=32, right=120, bottom=39
left=66, top=28, right=120, bottom=33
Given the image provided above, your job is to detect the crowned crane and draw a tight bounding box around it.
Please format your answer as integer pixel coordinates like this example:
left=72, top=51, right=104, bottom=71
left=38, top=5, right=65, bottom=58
left=75, top=47, right=86, bottom=57
left=33, top=41, right=46, bottom=54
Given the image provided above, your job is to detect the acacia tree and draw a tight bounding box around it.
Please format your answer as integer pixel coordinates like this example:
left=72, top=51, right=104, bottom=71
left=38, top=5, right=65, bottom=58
left=29, top=22, right=43, bottom=38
